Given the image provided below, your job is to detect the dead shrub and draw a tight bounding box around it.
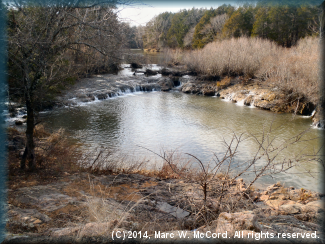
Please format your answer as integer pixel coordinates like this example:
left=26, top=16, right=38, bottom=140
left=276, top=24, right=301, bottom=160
left=142, top=124, right=320, bottom=227
left=33, top=124, right=51, bottom=138
left=34, top=127, right=80, bottom=172
left=79, top=148, right=148, bottom=175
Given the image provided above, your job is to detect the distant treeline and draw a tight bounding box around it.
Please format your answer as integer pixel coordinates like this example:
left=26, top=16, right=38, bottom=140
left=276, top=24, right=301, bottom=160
left=126, top=2, right=321, bottom=49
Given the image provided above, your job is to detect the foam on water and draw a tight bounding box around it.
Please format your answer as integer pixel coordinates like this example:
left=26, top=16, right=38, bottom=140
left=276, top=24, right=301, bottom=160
left=236, top=99, right=245, bottom=106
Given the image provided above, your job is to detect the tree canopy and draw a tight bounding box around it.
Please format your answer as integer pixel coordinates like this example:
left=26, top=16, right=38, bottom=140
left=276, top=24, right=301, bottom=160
left=140, top=2, right=321, bottom=49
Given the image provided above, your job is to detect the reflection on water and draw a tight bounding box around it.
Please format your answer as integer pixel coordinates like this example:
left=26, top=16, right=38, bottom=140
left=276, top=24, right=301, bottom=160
left=130, top=49, right=166, bottom=65
left=42, top=91, right=322, bottom=192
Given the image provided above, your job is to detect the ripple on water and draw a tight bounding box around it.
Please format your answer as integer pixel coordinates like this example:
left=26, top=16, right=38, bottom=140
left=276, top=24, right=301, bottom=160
left=40, top=91, right=322, bottom=192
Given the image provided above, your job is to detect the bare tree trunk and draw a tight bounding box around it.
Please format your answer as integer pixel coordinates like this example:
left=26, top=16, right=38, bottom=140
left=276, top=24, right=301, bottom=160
left=20, top=94, right=36, bottom=171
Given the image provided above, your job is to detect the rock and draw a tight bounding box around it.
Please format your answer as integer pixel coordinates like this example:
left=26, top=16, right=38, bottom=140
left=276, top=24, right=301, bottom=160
left=158, top=78, right=174, bottom=92
left=279, top=203, right=303, bottom=214
left=96, top=93, right=108, bottom=100
left=253, top=99, right=275, bottom=110
left=156, top=201, right=189, bottom=219
left=8, top=207, right=51, bottom=224
left=160, top=68, right=172, bottom=76
left=51, top=223, right=124, bottom=238
left=51, top=226, right=80, bottom=237
left=301, top=200, right=324, bottom=213
left=139, top=83, right=160, bottom=92
left=33, top=219, right=42, bottom=224
left=215, top=211, right=262, bottom=237
left=260, top=195, right=269, bottom=201
left=232, top=93, right=246, bottom=103
left=267, top=183, right=282, bottom=191
left=265, top=199, right=287, bottom=209
left=181, top=83, right=201, bottom=94
left=144, top=69, right=158, bottom=76
left=202, top=88, right=216, bottom=96
left=81, top=97, right=95, bottom=103
left=130, top=62, right=142, bottom=69
left=15, top=120, right=24, bottom=125
left=76, top=94, right=88, bottom=99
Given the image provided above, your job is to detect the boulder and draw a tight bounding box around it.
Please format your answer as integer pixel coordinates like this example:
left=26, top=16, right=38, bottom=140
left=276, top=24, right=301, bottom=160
left=202, top=87, right=216, bottom=96
left=253, top=99, right=274, bottom=110
left=158, top=78, right=173, bottom=91
left=15, top=120, right=24, bottom=125
left=130, top=62, right=143, bottom=69
left=96, top=93, right=108, bottom=100
left=279, top=203, right=303, bottom=214
left=160, top=68, right=172, bottom=76
left=301, top=200, right=324, bottom=213
left=144, top=69, right=158, bottom=76
left=214, top=211, right=262, bottom=237
left=181, top=83, right=201, bottom=94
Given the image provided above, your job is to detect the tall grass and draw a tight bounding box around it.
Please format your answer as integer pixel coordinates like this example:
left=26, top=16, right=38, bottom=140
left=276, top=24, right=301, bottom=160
left=181, top=37, right=319, bottom=103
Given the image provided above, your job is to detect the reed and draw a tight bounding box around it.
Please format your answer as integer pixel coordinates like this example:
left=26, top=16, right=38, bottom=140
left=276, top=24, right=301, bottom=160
left=180, top=36, right=319, bottom=103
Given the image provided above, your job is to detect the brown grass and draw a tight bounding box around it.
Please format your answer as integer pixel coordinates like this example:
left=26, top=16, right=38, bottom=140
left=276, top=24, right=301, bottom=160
left=7, top=124, right=81, bottom=189
left=179, top=36, right=319, bottom=104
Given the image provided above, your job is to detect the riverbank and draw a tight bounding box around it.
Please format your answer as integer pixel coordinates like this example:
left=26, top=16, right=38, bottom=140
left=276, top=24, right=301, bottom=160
left=4, top=126, right=325, bottom=243
left=38, top=63, right=319, bottom=130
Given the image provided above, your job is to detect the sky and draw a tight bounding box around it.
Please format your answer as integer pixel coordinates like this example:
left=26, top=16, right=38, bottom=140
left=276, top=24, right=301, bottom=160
left=117, top=1, right=240, bottom=26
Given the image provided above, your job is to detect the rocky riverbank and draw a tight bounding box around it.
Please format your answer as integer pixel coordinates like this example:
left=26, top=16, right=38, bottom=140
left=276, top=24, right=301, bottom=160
left=4, top=169, right=325, bottom=243
left=6, top=64, right=321, bottom=129
left=52, top=64, right=320, bottom=128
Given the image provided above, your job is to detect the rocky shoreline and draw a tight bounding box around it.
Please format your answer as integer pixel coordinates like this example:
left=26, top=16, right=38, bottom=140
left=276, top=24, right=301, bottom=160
left=4, top=171, right=325, bottom=243
left=7, top=64, right=321, bottom=129
left=54, top=64, right=320, bottom=128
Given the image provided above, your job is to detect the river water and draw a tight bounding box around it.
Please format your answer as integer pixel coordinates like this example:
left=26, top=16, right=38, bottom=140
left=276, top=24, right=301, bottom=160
left=38, top=58, right=323, bottom=193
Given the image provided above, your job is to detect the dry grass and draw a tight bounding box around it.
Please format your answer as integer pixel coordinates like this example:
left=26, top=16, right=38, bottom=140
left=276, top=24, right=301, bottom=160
left=34, top=125, right=80, bottom=172
left=7, top=124, right=81, bottom=185
left=78, top=148, right=149, bottom=175
left=162, top=48, right=184, bottom=67
left=179, top=36, right=319, bottom=104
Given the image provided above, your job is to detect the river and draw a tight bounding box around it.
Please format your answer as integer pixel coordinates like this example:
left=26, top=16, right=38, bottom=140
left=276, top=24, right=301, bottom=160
left=38, top=59, right=323, bottom=193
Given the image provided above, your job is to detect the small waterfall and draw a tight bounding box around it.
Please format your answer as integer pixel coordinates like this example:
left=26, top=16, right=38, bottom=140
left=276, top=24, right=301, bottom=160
left=302, top=109, right=317, bottom=118
left=311, top=109, right=316, bottom=117
left=236, top=99, right=245, bottom=106
left=222, top=92, right=235, bottom=102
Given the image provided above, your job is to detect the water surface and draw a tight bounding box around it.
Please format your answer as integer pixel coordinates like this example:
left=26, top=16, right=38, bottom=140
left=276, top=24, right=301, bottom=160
left=41, top=89, right=322, bottom=192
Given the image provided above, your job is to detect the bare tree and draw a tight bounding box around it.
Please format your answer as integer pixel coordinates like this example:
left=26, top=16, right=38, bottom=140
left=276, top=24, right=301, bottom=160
left=200, top=13, right=229, bottom=42
left=183, top=27, right=195, bottom=48
left=7, top=0, right=128, bottom=170
left=142, top=126, right=320, bottom=223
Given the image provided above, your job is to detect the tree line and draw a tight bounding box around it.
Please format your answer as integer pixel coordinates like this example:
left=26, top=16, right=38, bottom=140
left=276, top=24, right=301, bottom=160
left=136, top=2, right=321, bottom=49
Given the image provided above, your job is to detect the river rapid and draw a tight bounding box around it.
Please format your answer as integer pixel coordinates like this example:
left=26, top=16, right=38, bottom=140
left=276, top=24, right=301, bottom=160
left=34, top=59, right=323, bottom=193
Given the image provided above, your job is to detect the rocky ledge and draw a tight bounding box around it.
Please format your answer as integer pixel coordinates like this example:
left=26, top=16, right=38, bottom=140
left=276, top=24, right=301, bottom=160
left=181, top=77, right=316, bottom=117
left=4, top=172, right=324, bottom=243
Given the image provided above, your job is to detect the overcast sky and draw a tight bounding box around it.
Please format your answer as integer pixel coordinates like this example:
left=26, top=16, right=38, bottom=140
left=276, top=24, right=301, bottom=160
left=117, top=1, right=240, bottom=26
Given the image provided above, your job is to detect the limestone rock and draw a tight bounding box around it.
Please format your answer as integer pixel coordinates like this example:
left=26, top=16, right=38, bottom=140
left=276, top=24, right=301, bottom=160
left=279, top=203, right=303, bottom=214
left=202, top=88, right=216, bottom=96
left=301, top=200, right=324, bottom=213
left=215, top=211, right=262, bottom=237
